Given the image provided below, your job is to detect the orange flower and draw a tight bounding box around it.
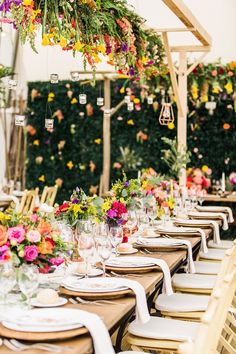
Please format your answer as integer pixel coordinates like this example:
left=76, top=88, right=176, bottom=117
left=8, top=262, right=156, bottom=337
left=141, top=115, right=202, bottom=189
left=26, top=125, right=37, bottom=136
left=38, top=239, right=54, bottom=255
left=223, top=123, right=231, bottom=130
left=0, top=225, right=7, bottom=246
left=37, top=221, right=52, bottom=235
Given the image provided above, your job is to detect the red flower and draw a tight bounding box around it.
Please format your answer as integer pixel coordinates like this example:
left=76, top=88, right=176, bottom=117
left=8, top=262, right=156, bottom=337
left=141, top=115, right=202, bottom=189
left=112, top=201, right=127, bottom=217
left=56, top=202, right=69, bottom=216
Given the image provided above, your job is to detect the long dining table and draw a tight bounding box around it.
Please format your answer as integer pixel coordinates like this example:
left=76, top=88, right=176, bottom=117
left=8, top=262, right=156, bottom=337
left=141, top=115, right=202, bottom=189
left=0, top=227, right=216, bottom=354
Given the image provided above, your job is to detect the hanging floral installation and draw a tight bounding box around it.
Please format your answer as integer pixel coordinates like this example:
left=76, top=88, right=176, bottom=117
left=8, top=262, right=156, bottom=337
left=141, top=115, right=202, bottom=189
left=0, top=0, right=166, bottom=80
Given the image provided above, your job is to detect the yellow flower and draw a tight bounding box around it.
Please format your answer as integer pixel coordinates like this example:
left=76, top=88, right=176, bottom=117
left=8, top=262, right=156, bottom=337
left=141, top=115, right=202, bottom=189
left=72, top=204, right=83, bottom=214
left=168, top=122, right=175, bottom=130
left=32, top=9, right=41, bottom=20
left=127, top=119, right=134, bottom=125
left=141, top=56, right=148, bottom=64
left=120, top=197, right=125, bottom=204
left=48, top=92, right=55, bottom=102
left=202, top=165, right=209, bottom=173
left=59, top=36, right=67, bottom=48
left=118, top=74, right=130, bottom=79
left=33, top=140, right=39, bottom=146
left=120, top=87, right=125, bottom=94
left=71, top=98, right=78, bottom=104
left=67, top=161, right=74, bottom=170
left=201, top=95, right=208, bottom=103
left=133, top=98, right=140, bottom=104
left=96, top=45, right=106, bottom=54
left=102, top=201, right=111, bottom=212
left=23, top=0, right=32, bottom=5
left=38, top=175, right=45, bottom=182
left=73, top=40, right=84, bottom=51
left=42, top=34, right=50, bottom=46
left=224, top=81, right=233, bottom=94
left=0, top=212, right=5, bottom=222
left=94, top=138, right=102, bottom=144
left=142, top=181, right=148, bottom=190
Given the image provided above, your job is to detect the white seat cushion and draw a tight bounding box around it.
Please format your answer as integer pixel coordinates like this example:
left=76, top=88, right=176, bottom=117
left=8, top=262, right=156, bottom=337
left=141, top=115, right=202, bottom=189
left=194, top=261, right=221, bottom=275
left=199, top=248, right=225, bottom=260
left=155, top=293, right=209, bottom=312
left=208, top=240, right=234, bottom=249
left=172, top=273, right=216, bottom=289
left=128, top=316, right=199, bottom=341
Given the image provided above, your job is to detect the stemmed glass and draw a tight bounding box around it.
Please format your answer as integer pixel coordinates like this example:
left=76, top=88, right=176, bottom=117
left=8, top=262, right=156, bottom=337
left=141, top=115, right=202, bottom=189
left=77, top=233, right=95, bottom=278
left=125, top=210, right=138, bottom=237
left=146, top=205, right=157, bottom=227
left=0, top=262, right=17, bottom=304
left=96, top=237, right=112, bottom=277
left=197, top=190, right=204, bottom=206
left=18, top=264, right=39, bottom=309
left=109, top=226, right=123, bottom=257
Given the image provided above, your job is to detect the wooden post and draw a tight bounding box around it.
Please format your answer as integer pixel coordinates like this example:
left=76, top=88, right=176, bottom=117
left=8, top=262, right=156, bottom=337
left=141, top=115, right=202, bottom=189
left=101, top=77, right=111, bottom=194
left=177, top=50, right=187, bottom=188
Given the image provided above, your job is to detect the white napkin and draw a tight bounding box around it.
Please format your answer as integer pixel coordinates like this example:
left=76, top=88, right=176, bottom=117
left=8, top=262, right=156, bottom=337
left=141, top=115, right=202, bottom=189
left=39, top=203, right=54, bottom=213
left=0, top=195, right=19, bottom=211
left=108, top=278, right=150, bottom=323
left=156, top=226, right=208, bottom=254
left=174, top=218, right=221, bottom=245
left=188, top=211, right=229, bottom=231
left=196, top=205, right=234, bottom=223
left=138, top=238, right=195, bottom=274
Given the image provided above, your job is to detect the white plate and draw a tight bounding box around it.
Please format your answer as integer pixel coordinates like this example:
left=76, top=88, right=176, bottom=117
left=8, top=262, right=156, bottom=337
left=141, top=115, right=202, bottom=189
left=31, top=297, right=68, bottom=308
left=63, top=278, right=128, bottom=293
left=106, top=256, right=155, bottom=268
left=2, top=308, right=83, bottom=332
left=118, top=248, right=138, bottom=255
left=74, top=268, right=103, bottom=277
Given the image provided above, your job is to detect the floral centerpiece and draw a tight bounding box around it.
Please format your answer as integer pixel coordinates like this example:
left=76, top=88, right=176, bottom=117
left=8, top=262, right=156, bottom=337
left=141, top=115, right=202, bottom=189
left=229, top=172, right=236, bottom=191
left=0, top=0, right=166, bottom=80
left=0, top=211, right=71, bottom=273
left=103, top=199, right=128, bottom=227
left=110, top=175, right=142, bottom=210
left=55, top=187, right=103, bottom=226
left=187, top=166, right=212, bottom=193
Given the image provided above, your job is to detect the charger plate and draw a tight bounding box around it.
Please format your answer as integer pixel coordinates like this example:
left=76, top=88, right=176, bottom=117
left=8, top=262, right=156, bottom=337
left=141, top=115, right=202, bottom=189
left=60, top=286, right=132, bottom=299
left=134, top=239, right=186, bottom=252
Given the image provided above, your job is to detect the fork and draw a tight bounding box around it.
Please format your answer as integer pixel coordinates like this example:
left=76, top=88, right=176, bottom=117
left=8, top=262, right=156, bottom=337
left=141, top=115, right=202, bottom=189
left=76, top=296, right=123, bottom=306
left=10, top=339, right=71, bottom=352
left=110, top=271, right=143, bottom=278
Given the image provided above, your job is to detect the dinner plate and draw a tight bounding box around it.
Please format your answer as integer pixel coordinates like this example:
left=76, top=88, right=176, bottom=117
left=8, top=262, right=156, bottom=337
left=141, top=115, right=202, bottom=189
left=106, top=256, right=155, bottom=268
left=31, top=297, right=68, bottom=308
left=63, top=278, right=128, bottom=293
left=118, top=248, right=138, bottom=255
left=74, top=268, right=103, bottom=277
left=2, top=321, right=81, bottom=333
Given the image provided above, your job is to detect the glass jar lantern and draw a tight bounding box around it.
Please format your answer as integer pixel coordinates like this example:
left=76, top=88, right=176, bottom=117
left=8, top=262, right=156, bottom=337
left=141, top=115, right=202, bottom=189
left=124, top=95, right=131, bottom=104
left=45, top=118, right=54, bottom=129
left=50, top=74, right=59, bottom=84
left=15, top=115, right=25, bottom=126
left=127, top=101, right=134, bottom=111
left=147, top=96, right=153, bottom=104
left=70, top=71, right=80, bottom=82
left=8, top=79, right=17, bottom=90
left=79, top=94, right=87, bottom=104
left=97, top=97, right=104, bottom=106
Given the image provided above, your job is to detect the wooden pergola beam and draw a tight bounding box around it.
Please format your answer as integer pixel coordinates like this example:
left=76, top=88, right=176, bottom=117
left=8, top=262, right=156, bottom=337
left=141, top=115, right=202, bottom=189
left=162, top=0, right=212, bottom=46
left=155, top=27, right=195, bottom=33
left=171, top=45, right=211, bottom=52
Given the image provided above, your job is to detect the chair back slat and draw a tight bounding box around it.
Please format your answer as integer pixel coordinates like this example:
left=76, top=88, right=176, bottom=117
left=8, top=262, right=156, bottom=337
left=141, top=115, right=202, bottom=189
left=18, top=189, right=39, bottom=215
left=40, top=186, right=58, bottom=206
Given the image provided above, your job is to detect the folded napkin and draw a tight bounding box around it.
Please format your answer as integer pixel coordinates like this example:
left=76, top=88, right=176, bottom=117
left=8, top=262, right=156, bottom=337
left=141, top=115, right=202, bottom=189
left=139, top=238, right=195, bottom=274
left=156, top=226, right=208, bottom=254
left=174, top=218, right=221, bottom=245
left=196, top=205, right=234, bottom=223
left=188, top=211, right=228, bottom=231
left=0, top=195, right=19, bottom=211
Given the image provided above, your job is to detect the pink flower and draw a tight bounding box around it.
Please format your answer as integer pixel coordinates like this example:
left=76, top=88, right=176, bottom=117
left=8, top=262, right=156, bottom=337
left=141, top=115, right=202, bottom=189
left=30, top=214, right=39, bottom=223
left=0, top=244, right=11, bottom=262
left=26, top=230, right=41, bottom=243
left=24, top=246, right=38, bottom=262
left=113, top=162, right=122, bottom=169
left=8, top=226, right=25, bottom=245
left=49, top=257, right=65, bottom=266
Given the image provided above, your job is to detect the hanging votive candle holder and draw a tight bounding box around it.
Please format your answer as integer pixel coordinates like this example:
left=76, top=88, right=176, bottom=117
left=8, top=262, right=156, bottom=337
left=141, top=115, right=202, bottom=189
left=45, top=118, right=54, bottom=129
left=71, top=71, right=80, bottom=82
left=147, top=96, right=153, bottom=104
left=15, top=115, right=25, bottom=126
left=79, top=94, right=87, bottom=104
left=50, top=74, right=59, bottom=84
left=8, top=79, right=17, bottom=90
left=124, top=95, right=131, bottom=104
left=127, top=101, right=134, bottom=111
left=97, top=97, right=104, bottom=106
left=159, top=102, right=174, bottom=125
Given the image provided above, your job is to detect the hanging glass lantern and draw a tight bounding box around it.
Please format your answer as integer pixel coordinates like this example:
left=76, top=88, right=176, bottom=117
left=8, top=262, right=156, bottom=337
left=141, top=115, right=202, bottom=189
left=205, top=101, right=216, bottom=115
left=159, top=102, right=174, bottom=125
left=127, top=101, right=134, bottom=111
left=79, top=94, right=87, bottom=104
left=147, top=96, right=153, bottom=104
left=70, top=71, right=80, bottom=82
left=45, top=118, right=54, bottom=129
left=50, top=74, right=59, bottom=84
left=124, top=95, right=131, bottom=104
left=97, top=97, right=104, bottom=106
left=8, top=79, right=17, bottom=90
left=15, top=115, right=25, bottom=126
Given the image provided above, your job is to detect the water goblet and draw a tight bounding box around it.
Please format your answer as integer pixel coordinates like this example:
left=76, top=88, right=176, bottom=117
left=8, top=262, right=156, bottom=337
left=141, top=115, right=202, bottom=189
left=109, top=226, right=123, bottom=257
left=77, top=233, right=95, bottom=278
left=0, top=262, right=17, bottom=304
left=18, top=264, right=39, bottom=309
left=96, top=237, right=112, bottom=277
left=146, top=205, right=157, bottom=227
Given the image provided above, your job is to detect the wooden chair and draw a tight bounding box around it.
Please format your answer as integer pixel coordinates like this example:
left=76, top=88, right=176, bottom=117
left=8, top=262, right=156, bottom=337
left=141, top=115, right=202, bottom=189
left=126, top=264, right=236, bottom=354
left=18, top=189, right=39, bottom=215
left=40, top=185, right=58, bottom=206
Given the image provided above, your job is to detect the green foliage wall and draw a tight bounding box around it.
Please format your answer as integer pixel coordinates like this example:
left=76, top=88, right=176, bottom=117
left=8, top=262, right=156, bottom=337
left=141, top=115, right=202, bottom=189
left=26, top=62, right=236, bottom=203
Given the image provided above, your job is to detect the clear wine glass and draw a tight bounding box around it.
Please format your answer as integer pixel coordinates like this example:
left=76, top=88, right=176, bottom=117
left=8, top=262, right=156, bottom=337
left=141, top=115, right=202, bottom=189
left=109, top=226, right=123, bottom=257
left=146, top=205, right=157, bottom=227
left=77, top=233, right=95, bottom=278
left=197, top=190, right=204, bottom=206
left=0, top=262, right=17, bottom=304
left=96, top=237, right=112, bottom=277
left=18, top=264, right=39, bottom=309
